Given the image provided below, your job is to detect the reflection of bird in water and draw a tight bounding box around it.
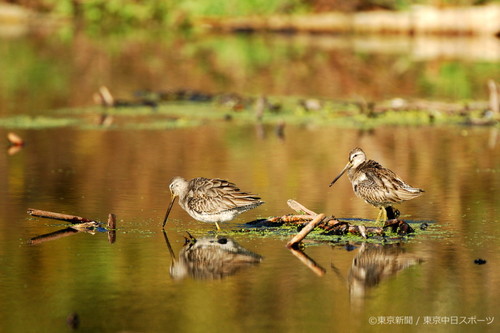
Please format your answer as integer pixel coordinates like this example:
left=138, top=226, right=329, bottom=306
left=329, top=148, right=424, bottom=223
left=163, top=177, right=264, bottom=230
left=348, top=243, right=422, bottom=301
left=163, top=231, right=262, bottom=280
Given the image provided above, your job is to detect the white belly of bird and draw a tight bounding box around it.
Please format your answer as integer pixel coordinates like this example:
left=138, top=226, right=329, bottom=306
left=187, top=209, right=238, bottom=223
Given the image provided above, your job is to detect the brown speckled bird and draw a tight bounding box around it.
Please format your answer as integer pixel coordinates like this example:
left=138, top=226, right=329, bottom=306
left=329, top=148, right=424, bottom=222
left=162, top=177, right=264, bottom=230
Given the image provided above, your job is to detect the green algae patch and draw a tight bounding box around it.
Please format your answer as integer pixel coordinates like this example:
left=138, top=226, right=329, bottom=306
left=6, top=94, right=498, bottom=130
left=0, top=115, right=81, bottom=129
left=219, top=218, right=442, bottom=246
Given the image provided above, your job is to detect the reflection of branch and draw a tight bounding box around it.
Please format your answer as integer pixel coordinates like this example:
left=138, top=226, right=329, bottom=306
left=28, top=228, right=79, bottom=245
left=289, top=247, right=326, bottom=277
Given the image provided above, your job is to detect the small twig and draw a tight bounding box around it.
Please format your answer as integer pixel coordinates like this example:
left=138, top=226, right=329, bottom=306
left=287, top=199, right=318, bottom=216
left=358, top=225, right=367, bottom=239
left=488, top=80, right=499, bottom=116
left=276, top=214, right=313, bottom=222
left=107, top=213, right=116, bottom=229
left=7, top=132, right=24, bottom=147
left=107, top=213, right=117, bottom=244
left=287, top=213, right=325, bottom=249
left=70, top=221, right=100, bottom=231
left=98, top=86, right=115, bottom=107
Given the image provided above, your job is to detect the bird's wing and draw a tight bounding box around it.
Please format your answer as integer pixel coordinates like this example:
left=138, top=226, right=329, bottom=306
left=188, top=178, right=262, bottom=214
left=361, top=163, right=423, bottom=204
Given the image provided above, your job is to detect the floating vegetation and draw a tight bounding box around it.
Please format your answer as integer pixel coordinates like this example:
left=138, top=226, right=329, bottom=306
left=0, top=115, right=80, bottom=129
left=71, top=87, right=500, bottom=129
left=234, top=218, right=437, bottom=246
left=2, top=83, right=498, bottom=129
left=211, top=200, right=442, bottom=247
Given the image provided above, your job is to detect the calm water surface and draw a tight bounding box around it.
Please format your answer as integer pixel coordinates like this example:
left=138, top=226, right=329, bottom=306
left=0, top=29, right=499, bottom=332
left=0, top=124, right=498, bottom=332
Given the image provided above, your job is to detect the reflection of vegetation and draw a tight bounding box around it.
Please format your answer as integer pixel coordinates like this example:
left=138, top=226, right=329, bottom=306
left=18, top=1, right=500, bottom=31
left=0, top=33, right=497, bottom=117
left=419, top=61, right=499, bottom=99
left=40, top=0, right=306, bottom=31
left=1, top=96, right=493, bottom=130
left=0, top=39, right=70, bottom=114
left=176, top=0, right=307, bottom=17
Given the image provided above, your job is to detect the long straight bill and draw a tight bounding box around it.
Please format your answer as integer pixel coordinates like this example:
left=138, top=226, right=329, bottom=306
left=162, top=196, right=177, bottom=228
left=329, top=163, right=350, bottom=187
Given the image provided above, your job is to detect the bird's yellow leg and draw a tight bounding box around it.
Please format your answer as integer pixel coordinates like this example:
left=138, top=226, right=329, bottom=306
left=215, top=221, right=221, bottom=231
left=381, top=207, right=387, bottom=224
left=374, top=207, right=383, bottom=224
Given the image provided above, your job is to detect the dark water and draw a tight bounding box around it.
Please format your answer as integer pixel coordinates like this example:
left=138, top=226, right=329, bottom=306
left=0, top=31, right=499, bottom=332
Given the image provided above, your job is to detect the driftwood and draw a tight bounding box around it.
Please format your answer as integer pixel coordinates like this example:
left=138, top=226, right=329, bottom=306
left=287, top=213, right=325, bottom=249
left=287, top=199, right=318, bottom=216
left=27, top=208, right=116, bottom=245
left=248, top=199, right=416, bottom=248
left=27, top=208, right=95, bottom=224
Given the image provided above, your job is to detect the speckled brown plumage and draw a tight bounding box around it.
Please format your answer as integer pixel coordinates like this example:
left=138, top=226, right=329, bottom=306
left=329, top=148, right=424, bottom=222
left=163, top=177, right=264, bottom=229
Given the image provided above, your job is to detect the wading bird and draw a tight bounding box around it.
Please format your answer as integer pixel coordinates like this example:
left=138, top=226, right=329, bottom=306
left=329, top=148, right=424, bottom=223
left=162, top=177, right=264, bottom=230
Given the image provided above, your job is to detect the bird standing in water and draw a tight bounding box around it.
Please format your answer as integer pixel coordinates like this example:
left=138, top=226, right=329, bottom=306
left=329, top=148, right=424, bottom=223
left=162, top=177, right=264, bottom=230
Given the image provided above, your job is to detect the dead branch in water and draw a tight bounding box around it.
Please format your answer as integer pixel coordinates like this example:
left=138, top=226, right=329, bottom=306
left=287, top=213, right=326, bottom=249
left=248, top=199, right=415, bottom=245
left=27, top=208, right=117, bottom=245
left=287, top=199, right=318, bottom=216
left=27, top=208, right=95, bottom=224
